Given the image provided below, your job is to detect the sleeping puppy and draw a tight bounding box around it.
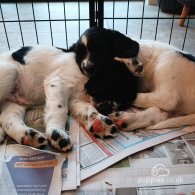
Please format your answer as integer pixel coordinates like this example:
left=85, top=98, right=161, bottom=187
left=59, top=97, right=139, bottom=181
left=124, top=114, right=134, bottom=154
left=0, top=28, right=141, bottom=151
left=75, top=27, right=195, bottom=131
left=83, top=27, right=195, bottom=131
left=0, top=46, right=86, bottom=151
left=0, top=45, right=120, bottom=151
left=69, top=27, right=144, bottom=114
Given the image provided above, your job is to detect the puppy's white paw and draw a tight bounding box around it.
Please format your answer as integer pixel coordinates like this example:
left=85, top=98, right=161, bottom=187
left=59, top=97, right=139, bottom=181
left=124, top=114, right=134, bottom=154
left=110, top=111, right=133, bottom=131
left=110, top=111, right=155, bottom=131
left=87, top=113, right=118, bottom=139
left=110, top=107, right=168, bottom=131
left=47, top=129, right=72, bottom=152
left=21, top=128, right=48, bottom=149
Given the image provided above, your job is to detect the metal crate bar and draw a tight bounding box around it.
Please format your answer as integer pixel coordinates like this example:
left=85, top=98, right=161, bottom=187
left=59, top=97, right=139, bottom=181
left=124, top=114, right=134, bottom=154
left=0, top=0, right=194, bottom=53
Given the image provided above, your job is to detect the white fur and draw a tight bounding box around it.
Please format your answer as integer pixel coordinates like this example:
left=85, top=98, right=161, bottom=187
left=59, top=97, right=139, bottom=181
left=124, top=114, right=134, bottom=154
left=0, top=46, right=118, bottom=151
left=113, top=40, right=195, bottom=130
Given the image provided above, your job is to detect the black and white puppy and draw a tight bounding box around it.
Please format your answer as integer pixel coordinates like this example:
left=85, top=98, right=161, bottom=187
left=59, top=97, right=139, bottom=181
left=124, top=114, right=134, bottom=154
left=70, top=27, right=144, bottom=114
left=78, top=27, right=195, bottom=131
left=0, top=27, right=142, bottom=151
left=0, top=45, right=122, bottom=151
left=0, top=46, right=83, bottom=151
left=112, top=38, right=195, bottom=131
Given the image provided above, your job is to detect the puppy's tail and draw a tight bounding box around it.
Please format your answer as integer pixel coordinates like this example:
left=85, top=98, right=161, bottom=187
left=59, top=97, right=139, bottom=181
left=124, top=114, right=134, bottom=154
left=149, top=114, right=195, bottom=130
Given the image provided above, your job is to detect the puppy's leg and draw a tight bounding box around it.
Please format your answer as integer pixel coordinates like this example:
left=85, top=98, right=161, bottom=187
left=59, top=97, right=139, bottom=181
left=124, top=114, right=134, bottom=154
left=110, top=107, right=168, bottom=131
left=70, top=99, right=118, bottom=138
left=44, top=76, right=72, bottom=152
left=0, top=101, right=48, bottom=148
left=134, top=91, right=177, bottom=112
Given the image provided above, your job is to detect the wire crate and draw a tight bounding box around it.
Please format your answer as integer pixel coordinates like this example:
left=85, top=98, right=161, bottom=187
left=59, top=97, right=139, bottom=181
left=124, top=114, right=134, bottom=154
left=0, top=0, right=194, bottom=54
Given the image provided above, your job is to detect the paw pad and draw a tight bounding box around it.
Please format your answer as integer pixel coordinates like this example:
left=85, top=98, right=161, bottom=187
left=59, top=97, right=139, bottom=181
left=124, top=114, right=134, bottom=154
left=115, top=119, right=127, bottom=130
left=104, top=118, right=113, bottom=125
left=92, top=119, right=104, bottom=132
left=121, top=122, right=127, bottom=129
left=88, top=114, right=118, bottom=139
left=51, top=130, right=60, bottom=141
left=38, top=137, right=46, bottom=144
left=110, top=126, right=118, bottom=134
left=116, top=119, right=125, bottom=128
left=21, top=128, right=48, bottom=149
left=49, top=129, right=72, bottom=152
left=59, top=138, right=71, bottom=149
left=103, top=135, right=114, bottom=139
left=29, top=129, right=37, bottom=137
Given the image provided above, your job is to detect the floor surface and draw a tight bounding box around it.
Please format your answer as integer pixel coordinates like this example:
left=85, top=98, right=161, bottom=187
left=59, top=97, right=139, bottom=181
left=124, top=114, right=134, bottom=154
left=0, top=1, right=195, bottom=54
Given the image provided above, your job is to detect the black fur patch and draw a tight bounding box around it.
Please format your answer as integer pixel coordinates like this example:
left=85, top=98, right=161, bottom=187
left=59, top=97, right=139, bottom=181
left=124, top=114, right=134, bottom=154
left=29, top=129, right=37, bottom=137
left=83, top=27, right=139, bottom=59
left=103, top=135, right=113, bottom=139
left=104, top=118, right=113, bottom=125
left=38, top=137, right=46, bottom=144
left=69, top=27, right=140, bottom=114
left=95, top=101, right=131, bottom=115
left=94, top=134, right=101, bottom=139
left=178, top=51, right=195, bottom=62
left=95, top=101, right=117, bottom=115
left=69, top=27, right=139, bottom=76
left=110, top=29, right=139, bottom=58
left=110, top=126, right=118, bottom=134
left=59, top=138, right=70, bottom=149
left=12, top=46, right=32, bottom=64
left=85, top=60, right=139, bottom=106
left=51, top=130, right=60, bottom=141
left=121, top=122, right=127, bottom=129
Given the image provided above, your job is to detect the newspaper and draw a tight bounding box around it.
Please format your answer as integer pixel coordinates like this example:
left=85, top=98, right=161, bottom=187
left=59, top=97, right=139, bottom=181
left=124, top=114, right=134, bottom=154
left=25, top=108, right=80, bottom=191
left=80, top=124, right=195, bottom=180
left=0, top=108, right=80, bottom=194
left=0, top=141, right=65, bottom=195
left=61, top=118, right=80, bottom=191
left=73, top=132, right=195, bottom=195
left=1, top=106, right=195, bottom=194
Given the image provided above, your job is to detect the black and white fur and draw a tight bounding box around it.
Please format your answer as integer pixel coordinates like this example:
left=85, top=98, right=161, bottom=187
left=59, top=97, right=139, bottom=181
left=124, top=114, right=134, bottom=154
left=69, top=27, right=143, bottom=112
left=112, top=39, right=195, bottom=131
left=0, top=46, right=84, bottom=151
left=80, top=27, right=195, bottom=131
left=0, top=28, right=142, bottom=151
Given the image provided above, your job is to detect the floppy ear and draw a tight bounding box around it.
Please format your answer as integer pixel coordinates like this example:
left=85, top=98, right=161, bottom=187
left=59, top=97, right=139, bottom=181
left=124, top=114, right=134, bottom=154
left=84, top=60, right=139, bottom=104
left=67, top=43, right=77, bottom=52
left=110, top=30, right=139, bottom=58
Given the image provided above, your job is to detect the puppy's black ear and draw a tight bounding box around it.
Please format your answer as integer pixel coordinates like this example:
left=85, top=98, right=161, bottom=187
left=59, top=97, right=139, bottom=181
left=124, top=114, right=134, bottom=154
left=67, top=43, right=77, bottom=52
left=110, top=30, right=139, bottom=58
